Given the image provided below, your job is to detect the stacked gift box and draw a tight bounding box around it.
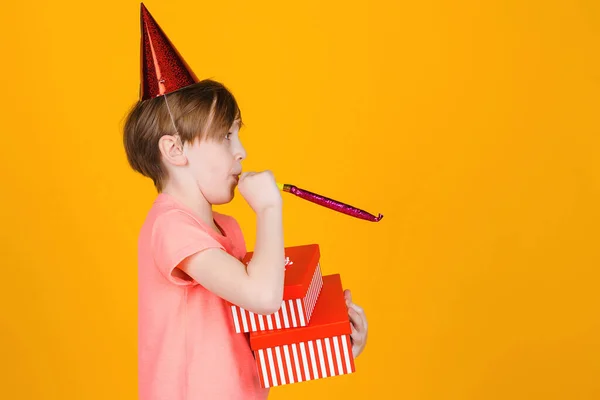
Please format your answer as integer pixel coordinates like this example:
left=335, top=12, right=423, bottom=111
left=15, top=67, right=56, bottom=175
left=228, top=244, right=356, bottom=388
left=230, top=244, right=323, bottom=334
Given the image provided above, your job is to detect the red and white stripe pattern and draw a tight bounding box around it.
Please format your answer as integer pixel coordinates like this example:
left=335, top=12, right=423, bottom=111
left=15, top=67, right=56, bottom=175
left=254, top=335, right=355, bottom=388
left=231, top=263, right=323, bottom=333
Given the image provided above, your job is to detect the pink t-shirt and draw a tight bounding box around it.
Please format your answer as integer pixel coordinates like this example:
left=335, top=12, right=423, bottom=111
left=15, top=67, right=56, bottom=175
left=137, top=193, right=270, bottom=400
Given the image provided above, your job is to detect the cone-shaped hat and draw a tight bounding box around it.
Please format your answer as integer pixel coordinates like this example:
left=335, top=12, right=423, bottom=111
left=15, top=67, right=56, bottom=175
left=139, top=3, right=199, bottom=100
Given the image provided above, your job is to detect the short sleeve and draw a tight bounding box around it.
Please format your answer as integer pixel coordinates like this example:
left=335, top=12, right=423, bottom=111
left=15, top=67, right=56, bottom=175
left=151, top=210, right=225, bottom=286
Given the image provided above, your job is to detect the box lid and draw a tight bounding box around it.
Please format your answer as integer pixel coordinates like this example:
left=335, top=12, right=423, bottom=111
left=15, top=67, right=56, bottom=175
left=249, top=274, right=350, bottom=349
left=243, top=244, right=320, bottom=299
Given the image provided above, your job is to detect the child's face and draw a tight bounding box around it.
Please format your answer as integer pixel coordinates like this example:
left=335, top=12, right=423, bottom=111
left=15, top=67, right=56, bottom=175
left=184, top=121, right=246, bottom=205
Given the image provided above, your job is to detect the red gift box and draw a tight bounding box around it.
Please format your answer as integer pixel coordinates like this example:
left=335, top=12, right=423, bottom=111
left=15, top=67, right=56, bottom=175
left=249, top=274, right=356, bottom=388
left=229, top=244, right=324, bottom=333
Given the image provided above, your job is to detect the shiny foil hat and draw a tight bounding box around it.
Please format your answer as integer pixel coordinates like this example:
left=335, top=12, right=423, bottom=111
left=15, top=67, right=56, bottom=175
left=139, top=3, right=199, bottom=101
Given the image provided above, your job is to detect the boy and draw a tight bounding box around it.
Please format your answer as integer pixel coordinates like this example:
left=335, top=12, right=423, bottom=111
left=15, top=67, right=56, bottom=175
left=124, top=4, right=368, bottom=399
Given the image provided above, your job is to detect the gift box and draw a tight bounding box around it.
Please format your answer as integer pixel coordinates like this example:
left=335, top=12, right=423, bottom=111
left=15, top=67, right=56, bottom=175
left=249, top=274, right=356, bottom=388
left=230, top=244, right=324, bottom=333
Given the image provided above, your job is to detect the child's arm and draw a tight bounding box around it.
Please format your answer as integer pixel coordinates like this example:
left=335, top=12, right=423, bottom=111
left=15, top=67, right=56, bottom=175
left=179, top=171, right=285, bottom=315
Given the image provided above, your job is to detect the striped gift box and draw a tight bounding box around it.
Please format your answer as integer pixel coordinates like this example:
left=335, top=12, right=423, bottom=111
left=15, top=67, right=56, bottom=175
left=249, top=274, right=355, bottom=388
left=230, top=244, right=324, bottom=333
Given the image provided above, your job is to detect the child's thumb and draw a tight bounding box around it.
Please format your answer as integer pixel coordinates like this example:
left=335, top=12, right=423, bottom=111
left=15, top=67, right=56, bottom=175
left=344, top=289, right=353, bottom=304
left=239, top=171, right=253, bottom=181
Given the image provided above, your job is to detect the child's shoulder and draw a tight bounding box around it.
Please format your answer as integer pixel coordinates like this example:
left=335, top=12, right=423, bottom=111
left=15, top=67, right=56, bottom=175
left=142, top=194, right=188, bottom=225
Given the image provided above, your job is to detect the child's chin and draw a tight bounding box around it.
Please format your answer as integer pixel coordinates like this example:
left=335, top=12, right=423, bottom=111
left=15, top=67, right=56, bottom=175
left=208, top=189, right=235, bottom=205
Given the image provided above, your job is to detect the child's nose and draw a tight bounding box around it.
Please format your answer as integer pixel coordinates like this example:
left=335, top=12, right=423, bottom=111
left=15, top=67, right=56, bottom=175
left=236, top=145, right=247, bottom=161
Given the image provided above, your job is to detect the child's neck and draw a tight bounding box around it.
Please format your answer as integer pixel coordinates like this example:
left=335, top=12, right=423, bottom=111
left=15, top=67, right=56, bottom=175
left=161, top=183, right=215, bottom=230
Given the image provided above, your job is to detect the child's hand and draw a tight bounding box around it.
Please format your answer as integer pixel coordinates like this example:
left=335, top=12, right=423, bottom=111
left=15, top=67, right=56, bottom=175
left=238, top=170, right=282, bottom=214
left=344, top=289, right=369, bottom=359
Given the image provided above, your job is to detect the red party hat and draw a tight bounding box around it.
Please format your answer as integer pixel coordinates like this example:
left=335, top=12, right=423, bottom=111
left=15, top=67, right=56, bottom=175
left=139, top=3, right=199, bottom=101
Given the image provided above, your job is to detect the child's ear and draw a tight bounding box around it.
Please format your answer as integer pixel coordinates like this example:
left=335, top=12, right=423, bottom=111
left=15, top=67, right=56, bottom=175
left=158, top=135, right=187, bottom=166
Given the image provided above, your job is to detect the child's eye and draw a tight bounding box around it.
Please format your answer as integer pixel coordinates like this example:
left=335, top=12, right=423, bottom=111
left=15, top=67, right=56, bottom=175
left=225, top=132, right=232, bottom=140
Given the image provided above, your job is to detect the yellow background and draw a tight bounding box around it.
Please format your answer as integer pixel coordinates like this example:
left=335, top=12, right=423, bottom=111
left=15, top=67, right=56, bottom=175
left=1, top=0, right=599, bottom=398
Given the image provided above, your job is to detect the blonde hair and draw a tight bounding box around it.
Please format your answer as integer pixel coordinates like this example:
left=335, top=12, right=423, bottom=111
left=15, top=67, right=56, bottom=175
left=123, top=79, right=242, bottom=191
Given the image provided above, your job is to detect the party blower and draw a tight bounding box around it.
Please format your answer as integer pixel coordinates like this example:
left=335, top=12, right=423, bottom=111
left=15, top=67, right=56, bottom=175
left=275, top=182, right=383, bottom=222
